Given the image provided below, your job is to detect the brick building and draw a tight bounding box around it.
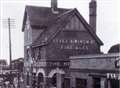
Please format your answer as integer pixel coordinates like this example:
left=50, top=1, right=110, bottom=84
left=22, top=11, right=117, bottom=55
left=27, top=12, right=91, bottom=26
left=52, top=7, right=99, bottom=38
left=22, top=0, right=119, bottom=88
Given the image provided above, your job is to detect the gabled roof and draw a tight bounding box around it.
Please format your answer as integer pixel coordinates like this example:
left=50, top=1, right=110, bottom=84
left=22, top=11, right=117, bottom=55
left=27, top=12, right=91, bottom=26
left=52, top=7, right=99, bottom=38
left=22, top=5, right=103, bottom=47
left=22, top=5, right=70, bottom=31
left=32, top=9, right=75, bottom=47
left=73, top=9, right=103, bottom=45
left=32, top=8, right=103, bottom=47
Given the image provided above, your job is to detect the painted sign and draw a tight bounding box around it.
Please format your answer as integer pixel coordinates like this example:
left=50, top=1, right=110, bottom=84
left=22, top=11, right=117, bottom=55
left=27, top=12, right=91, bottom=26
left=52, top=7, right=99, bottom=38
left=47, top=61, right=70, bottom=67
left=53, top=39, right=95, bottom=50
left=107, top=73, right=120, bottom=80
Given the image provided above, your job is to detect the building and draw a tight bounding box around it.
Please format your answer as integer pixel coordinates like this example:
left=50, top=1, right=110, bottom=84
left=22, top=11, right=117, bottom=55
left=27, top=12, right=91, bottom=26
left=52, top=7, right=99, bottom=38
left=11, top=58, right=24, bottom=72
left=22, top=0, right=119, bottom=88
left=0, top=59, right=8, bottom=80
left=11, top=58, right=24, bottom=88
left=0, top=59, right=8, bottom=75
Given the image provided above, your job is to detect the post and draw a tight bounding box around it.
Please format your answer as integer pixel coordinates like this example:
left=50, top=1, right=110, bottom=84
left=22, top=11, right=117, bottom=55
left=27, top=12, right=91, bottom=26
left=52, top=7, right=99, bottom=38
left=87, top=77, right=93, bottom=88
left=107, top=80, right=111, bottom=88
left=70, top=77, right=76, bottom=88
left=101, top=78, right=107, bottom=88
left=57, top=73, right=62, bottom=88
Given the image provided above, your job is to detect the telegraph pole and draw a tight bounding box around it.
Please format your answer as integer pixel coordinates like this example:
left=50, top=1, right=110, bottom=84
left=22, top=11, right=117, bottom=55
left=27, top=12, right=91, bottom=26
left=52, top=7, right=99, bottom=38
left=8, top=18, right=12, bottom=68
left=2, top=18, right=15, bottom=67
left=1, top=18, right=16, bottom=88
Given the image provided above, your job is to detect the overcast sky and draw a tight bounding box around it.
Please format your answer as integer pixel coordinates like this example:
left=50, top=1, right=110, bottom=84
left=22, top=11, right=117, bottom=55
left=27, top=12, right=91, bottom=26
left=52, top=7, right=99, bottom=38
left=0, top=0, right=120, bottom=63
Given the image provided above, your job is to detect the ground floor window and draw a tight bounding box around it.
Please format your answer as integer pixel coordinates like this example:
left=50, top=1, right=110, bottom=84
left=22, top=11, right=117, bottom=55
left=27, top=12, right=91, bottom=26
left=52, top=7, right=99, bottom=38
left=93, top=78, right=100, bottom=88
left=76, top=78, right=87, bottom=88
left=37, top=73, right=44, bottom=88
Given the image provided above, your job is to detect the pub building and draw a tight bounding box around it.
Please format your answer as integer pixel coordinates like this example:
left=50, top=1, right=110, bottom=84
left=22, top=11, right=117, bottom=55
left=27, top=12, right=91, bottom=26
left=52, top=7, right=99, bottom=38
left=22, top=0, right=120, bottom=88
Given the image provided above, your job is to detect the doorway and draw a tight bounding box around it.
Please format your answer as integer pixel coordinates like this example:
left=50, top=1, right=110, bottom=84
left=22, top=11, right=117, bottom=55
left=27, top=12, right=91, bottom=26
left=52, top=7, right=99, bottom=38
left=63, top=78, right=70, bottom=88
left=76, top=78, right=87, bottom=88
left=93, top=78, right=100, bottom=88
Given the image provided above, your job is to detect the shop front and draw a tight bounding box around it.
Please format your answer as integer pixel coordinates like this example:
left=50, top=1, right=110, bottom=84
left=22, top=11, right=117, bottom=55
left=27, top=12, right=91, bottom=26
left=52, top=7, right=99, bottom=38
left=70, top=53, right=120, bottom=88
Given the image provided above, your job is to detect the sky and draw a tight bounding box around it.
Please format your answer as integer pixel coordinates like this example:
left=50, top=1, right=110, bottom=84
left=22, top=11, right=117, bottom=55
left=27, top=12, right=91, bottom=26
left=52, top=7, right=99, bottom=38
left=0, top=0, right=120, bottom=63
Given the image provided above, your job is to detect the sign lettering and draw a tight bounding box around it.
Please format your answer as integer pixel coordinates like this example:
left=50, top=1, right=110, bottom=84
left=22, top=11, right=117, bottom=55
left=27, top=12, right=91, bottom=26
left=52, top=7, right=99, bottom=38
left=107, top=73, right=120, bottom=80
left=47, top=61, right=70, bottom=67
left=53, top=39, right=94, bottom=50
left=53, top=39, right=94, bottom=44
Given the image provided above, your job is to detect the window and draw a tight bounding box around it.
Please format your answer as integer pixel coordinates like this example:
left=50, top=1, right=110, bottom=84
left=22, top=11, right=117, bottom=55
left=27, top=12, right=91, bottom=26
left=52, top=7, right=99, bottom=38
left=38, top=73, right=44, bottom=83
left=37, top=73, right=44, bottom=88
left=51, top=74, right=57, bottom=87
left=35, top=47, right=41, bottom=60
left=26, top=49, right=29, bottom=61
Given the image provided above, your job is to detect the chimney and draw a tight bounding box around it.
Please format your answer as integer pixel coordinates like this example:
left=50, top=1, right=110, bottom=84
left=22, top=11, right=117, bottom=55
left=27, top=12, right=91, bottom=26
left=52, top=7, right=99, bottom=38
left=89, top=0, right=97, bottom=33
left=51, top=0, right=58, bottom=14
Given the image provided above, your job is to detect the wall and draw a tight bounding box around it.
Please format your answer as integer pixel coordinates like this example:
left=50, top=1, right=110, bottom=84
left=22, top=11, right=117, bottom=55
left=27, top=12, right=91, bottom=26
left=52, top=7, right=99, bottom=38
left=70, top=53, right=119, bottom=72
left=24, top=16, right=32, bottom=46
left=46, top=14, right=100, bottom=60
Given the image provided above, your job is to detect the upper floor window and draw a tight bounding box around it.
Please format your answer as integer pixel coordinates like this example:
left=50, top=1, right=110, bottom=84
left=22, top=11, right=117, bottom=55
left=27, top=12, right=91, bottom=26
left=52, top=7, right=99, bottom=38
left=34, top=47, right=41, bottom=61
left=26, top=24, right=30, bottom=30
left=26, top=49, right=29, bottom=61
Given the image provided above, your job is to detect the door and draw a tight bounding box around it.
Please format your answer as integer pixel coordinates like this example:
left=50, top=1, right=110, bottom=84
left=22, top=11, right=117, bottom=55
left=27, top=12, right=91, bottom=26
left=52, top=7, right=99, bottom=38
left=63, top=78, right=70, bottom=88
left=93, top=78, right=100, bottom=88
left=76, top=78, right=87, bottom=88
